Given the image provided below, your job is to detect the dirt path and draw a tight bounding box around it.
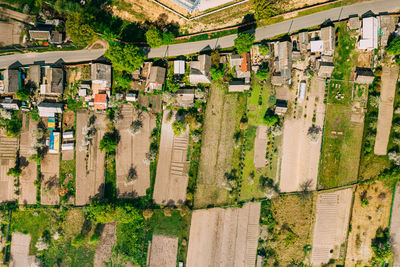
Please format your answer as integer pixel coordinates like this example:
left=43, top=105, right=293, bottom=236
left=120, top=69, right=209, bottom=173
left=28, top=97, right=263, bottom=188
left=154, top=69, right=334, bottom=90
left=19, top=114, right=38, bottom=205
left=10, top=232, right=38, bottom=267
left=94, top=222, right=116, bottom=267
left=374, top=65, right=399, bottom=155
left=75, top=110, right=107, bottom=205
left=153, top=111, right=189, bottom=205
left=311, top=188, right=353, bottom=265
left=186, top=202, right=260, bottom=267
left=40, top=153, right=60, bottom=205
left=148, top=234, right=178, bottom=267
left=116, top=104, right=155, bottom=198
left=390, top=183, right=400, bottom=266
left=280, top=77, right=326, bottom=192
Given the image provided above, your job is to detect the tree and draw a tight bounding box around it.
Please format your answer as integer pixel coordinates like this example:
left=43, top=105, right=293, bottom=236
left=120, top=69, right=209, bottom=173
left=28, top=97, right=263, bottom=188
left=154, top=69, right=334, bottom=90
left=386, top=37, right=400, bottom=55
left=127, top=166, right=138, bottom=182
left=145, top=28, right=163, bottom=48
left=259, top=43, right=269, bottom=55
left=256, top=68, right=269, bottom=80
left=307, top=125, right=321, bottom=142
left=66, top=12, right=96, bottom=46
left=299, top=179, right=313, bottom=201
left=211, top=65, right=225, bottom=81
left=171, top=120, right=186, bottom=136
left=252, top=0, right=280, bottom=20
left=105, top=43, right=145, bottom=73
left=234, top=33, right=255, bottom=54
left=15, top=87, right=30, bottom=101
left=263, top=108, right=278, bottom=126
left=130, top=120, right=143, bottom=135
left=114, top=72, right=132, bottom=90
left=100, top=132, right=118, bottom=153
left=162, top=31, right=175, bottom=45
left=371, top=228, right=393, bottom=264
left=7, top=166, right=21, bottom=178
left=29, top=154, right=43, bottom=165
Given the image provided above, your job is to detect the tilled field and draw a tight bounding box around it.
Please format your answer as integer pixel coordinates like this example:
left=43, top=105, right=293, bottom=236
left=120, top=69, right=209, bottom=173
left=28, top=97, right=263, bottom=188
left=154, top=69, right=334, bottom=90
left=0, top=129, right=18, bottom=202
left=40, top=153, right=60, bottom=205
left=116, top=104, right=155, bottom=198
left=186, top=202, right=260, bottom=267
left=153, top=111, right=189, bottom=205
left=311, top=188, right=353, bottom=265
left=75, top=110, right=107, bottom=206
left=148, top=234, right=178, bottom=267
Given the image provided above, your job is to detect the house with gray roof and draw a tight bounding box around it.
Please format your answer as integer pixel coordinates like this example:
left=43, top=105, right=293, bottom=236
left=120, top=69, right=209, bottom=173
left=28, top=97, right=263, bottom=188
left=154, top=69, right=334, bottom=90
left=41, top=67, right=64, bottom=95
left=355, top=67, right=375, bottom=84
left=189, top=54, right=211, bottom=85
left=271, top=41, right=292, bottom=85
left=92, top=63, right=112, bottom=89
left=0, top=69, right=21, bottom=94
left=146, top=66, right=166, bottom=92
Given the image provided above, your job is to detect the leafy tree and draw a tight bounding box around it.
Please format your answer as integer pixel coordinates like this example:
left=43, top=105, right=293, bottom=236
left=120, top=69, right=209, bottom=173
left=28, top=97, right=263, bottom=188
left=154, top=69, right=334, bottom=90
left=387, top=37, right=400, bottom=55
left=263, top=108, right=278, bottom=126
left=66, top=12, right=96, bottom=46
left=100, top=132, right=118, bottom=153
left=5, top=112, right=22, bottom=137
left=53, top=0, right=80, bottom=14
left=7, top=166, right=21, bottom=178
left=259, top=43, right=269, bottom=55
left=256, top=68, right=269, bottom=80
left=29, top=154, right=43, bottom=165
left=234, top=33, right=255, bottom=54
left=145, top=28, right=163, bottom=48
left=371, top=228, right=393, bottom=264
left=211, top=65, right=225, bottom=81
left=15, top=87, right=30, bottom=101
left=162, top=31, right=175, bottom=45
left=252, top=0, right=280, bottom=20
left=105, top=43, right=145, bottom=73
left=171, top=120, right=186, bottom=136
left=86, top=202, right=118, bottom=224
left=114, top=71, right=132, bottom=90
left=168, top=80, right=180, bottom=92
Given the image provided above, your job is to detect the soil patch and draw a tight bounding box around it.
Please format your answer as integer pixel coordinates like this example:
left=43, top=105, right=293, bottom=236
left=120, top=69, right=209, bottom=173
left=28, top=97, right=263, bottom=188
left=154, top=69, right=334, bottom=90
left=40, top=153, right=60, bottom=205
left=10, top=232, right=38, bottom=267
left=148, top=234, right=178, bottom=267
left=94, top=222, right=117, bottom=267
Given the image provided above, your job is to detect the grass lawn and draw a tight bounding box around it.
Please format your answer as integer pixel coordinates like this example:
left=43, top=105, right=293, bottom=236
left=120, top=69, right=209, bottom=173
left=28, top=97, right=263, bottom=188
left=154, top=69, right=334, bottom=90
left=147, top=209, right=191, bottom=264
left=319, top=104, right=363, bottom=188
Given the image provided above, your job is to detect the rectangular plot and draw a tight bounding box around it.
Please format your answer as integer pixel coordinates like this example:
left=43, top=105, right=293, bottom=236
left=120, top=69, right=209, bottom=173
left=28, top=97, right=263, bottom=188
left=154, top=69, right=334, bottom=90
left=148, top=234, right=178, bottom=267
left=40, top=153, right=60, bottom=205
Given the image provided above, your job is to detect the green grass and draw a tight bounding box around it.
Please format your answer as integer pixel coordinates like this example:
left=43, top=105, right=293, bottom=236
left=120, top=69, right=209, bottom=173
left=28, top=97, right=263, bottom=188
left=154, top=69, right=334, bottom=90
left=60, top=159, right=75, bottom=203
left=247, top=79, right=270, bottom=125
left=104, top=152, right=117, bottom=200
left=319, top=104, right=363, bottom=188
left=11, top=209, right=55, bottom=254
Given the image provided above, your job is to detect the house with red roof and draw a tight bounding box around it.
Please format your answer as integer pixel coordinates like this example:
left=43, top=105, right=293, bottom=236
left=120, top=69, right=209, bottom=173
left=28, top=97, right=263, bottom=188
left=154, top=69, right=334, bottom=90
left=94, top=94, right=107, bottom=110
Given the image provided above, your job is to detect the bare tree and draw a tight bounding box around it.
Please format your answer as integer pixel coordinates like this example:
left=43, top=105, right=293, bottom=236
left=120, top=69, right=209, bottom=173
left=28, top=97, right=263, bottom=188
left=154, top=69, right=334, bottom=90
left=307, top=125, right=321, bottom=143
left=130, top=120, right=143, bottom=135
left=127, top=166, right=138, bottom=182
left=299, top=179, right=313, bottom=201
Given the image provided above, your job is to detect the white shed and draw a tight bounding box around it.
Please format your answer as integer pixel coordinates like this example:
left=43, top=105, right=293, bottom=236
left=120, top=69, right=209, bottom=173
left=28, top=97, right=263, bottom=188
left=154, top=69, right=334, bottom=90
left=310, top=40, right=324, bottom=52
left=174, top=60, right=185, bottom=75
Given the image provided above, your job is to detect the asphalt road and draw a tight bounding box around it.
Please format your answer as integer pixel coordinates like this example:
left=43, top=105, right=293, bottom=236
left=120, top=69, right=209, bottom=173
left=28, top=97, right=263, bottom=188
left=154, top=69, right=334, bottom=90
left=0, top=0, right=399, bottom=68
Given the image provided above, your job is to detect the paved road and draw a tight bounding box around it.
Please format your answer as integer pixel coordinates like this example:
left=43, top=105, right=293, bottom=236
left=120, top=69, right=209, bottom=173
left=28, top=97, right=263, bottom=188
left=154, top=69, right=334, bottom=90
left=0, top=49, right=106, bottom=69
left=0, top=0, right=399, bottom=68
left=148, top=0, right=400, bottom=58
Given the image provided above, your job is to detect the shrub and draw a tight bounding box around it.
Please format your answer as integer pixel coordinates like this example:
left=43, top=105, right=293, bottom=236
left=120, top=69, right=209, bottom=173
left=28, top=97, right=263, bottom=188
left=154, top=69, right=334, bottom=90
left=263, top=108, right=278, bottom=126
left=386, top=37, right=400, bottom=55
left=71, top=234, right=85, bottom=247
left=105, top=43, right=145, bottom=73
left=371, top=228, right=393, bottom=263
left=7, top=166, right=21, bottom=178
left=255, top=68, right=269, bottom=80
left=99, top=132, right=118, bottom=153
left=145, top=28, right=163, bottom=48
left=234, top=33, right=255, bottom=54
left=171, top=120, right=186, bottom=136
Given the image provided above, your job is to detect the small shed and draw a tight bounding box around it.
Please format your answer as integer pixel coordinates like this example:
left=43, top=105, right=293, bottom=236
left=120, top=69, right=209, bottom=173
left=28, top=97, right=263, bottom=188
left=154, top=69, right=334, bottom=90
left=310, top=40, right=324, bottom=53
left=38, top=101, right=63, bottom=117
left=355, top=67, right=375, bottom=84
left=228, top=79, right=250, bottom=92
left=298, top=81, right=306, bottom=102
left=49, top=132, right=60, bottom=154
left=275, top=99, right=288, bottom=116
left=175, top=88, right=195, bottom=108
left=126, top=92, right=138, bottom=102
left=174, top=60, right=185, bottom=75
left=63, top=131, right=74, bottom=139
left=61, top=143, right=74, bottom=151
left=146, top=66, right=166, bottom=92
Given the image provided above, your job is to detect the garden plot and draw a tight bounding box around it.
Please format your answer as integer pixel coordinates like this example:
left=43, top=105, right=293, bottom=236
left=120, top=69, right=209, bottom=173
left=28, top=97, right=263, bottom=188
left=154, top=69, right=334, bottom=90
left=0, top=20, right=23, bottom=47
left=186, top=202, right=260, bottom=267
left=75, top=110, right=107, bottom=206
left=0, top=129, right=18, bottom=202
left=196, top=83, right=237, bottom=207
left=116, top=104, right=155, bottom=198
left=40, top=153, right=60, bottom=205
left=345, top=180, right=394, bottom=265
left=94, top=222, right=116, bottom=267
left=19, top=114, right=38, bottom=205
left=280, top=77, right=326, bottom=192
left=153, top=111, right=189, bottom=205
left=311, top=188, right=353, bottom=266
left=390, top=183, right=400, bottom=266
left=148, top=234, right=178, bottom=267
left=253, top=125, right=268, bottom=168
left=374, top=65, right=399, bottom=155
left=10, top=232, right=38, bottom=267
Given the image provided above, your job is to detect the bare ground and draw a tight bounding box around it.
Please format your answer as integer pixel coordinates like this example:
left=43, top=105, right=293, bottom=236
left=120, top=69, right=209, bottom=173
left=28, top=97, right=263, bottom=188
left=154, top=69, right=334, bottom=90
left=280, top=77, right=326, bottom=192
left=40, top=153, right=60, bottom=205
left=345, top=180, right=394, bottom=265
left=253, top=125, right=268, bottom=168
left=374, top=65, right=399, bottom=155
left=19, top=114, right=38, bottom=205
left=0, top=129, right=18, bottom=202
left=0, top=20, right=22, bottom=47
left=94, top=222, right=117, bottom=267
left=186, top=202, right=260, bottom=267
left=153, top=111, right=189, bottom=205
left=116, top=104, right=155, bottom=198
left=148, top=234, right=178, bottom=267
left=10, top=232, right=38, bottom=267
left=75, top=110, right=107, bottom=206
left=311, top=188, right=353, bottom=265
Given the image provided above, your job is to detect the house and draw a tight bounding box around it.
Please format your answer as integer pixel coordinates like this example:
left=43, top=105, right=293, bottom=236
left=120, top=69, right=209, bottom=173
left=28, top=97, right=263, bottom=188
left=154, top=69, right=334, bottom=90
left=50, top=31, right=63, bottom=44
left=358, top=17, right=379, bottom=50
left=228, top=79, right=250, bottom=92
left=298, top=32, right=310, bottom=52
left=310, top=40, right=324, bottom=53
left=275, top=99, right=288, bottom=115
left=91, top=63, right=112, bottom=95
left=38, top=101, right=63, bottom=117
left=0, top=98, right=19, bottom=111
left=272, top=41, right=292, bottom=85
left=348, top=17, right=361, bottom=31
left=126, top=92, right=138, bottom=102
left=29, top=26, right=51, bottom=41
left=0, top=69, right=21, bottom=94
left=189, top=54, right=211, bottom=85
left=175, top=88, right=195, bottom=108
left=355, top=67, right=375, bottom=84
left=49, top=132, right=60, bottom=154
left=174, top=60, right=185, bottom=75
left=29, top=65, right=41, bottom=88
left=145, top=66, right=166, bottom=92
left=320, top=26, right=335, bottom=55
left=317, top=61, right=335, bottom=77
left=41, top=67, right=64, bottom=95
left=380, top=15, right=397, bottom=47
left=94, top=94, right=108, bottom=110
left=230, top=53, right=251, bottom=79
